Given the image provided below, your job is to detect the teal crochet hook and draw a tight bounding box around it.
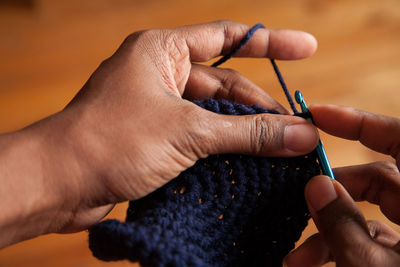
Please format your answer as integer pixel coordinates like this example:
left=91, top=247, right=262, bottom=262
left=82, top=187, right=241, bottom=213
left=295, top=90, right=335, bottom=179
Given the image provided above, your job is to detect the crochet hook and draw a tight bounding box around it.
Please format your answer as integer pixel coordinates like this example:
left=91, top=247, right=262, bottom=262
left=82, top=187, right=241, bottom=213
left=295, top=90, right=335, bottom=179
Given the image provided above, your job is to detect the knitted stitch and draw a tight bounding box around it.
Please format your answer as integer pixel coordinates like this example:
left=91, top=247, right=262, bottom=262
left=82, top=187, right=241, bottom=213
left=89, top=98, right=321, bottom=266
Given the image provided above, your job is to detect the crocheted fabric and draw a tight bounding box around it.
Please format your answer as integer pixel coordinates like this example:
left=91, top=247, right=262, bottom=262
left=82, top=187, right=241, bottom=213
left=89, top=98, right=321, bottom=267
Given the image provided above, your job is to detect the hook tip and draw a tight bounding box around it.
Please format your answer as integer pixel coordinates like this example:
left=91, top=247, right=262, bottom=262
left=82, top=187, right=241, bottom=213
left=294, top=90, right=303, bottom=104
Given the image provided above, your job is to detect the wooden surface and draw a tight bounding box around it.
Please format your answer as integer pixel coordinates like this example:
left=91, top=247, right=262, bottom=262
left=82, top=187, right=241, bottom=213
left=0, top=0, right=399, bottom=266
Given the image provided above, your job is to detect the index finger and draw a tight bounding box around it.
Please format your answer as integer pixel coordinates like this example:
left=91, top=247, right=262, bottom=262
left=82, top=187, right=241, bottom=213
left=334, top=162, right=400, bottom=224
left=305, top=176, right=376, bottom=264
left=172, top=20, right=318, bottom=62
left=310, top=105, right=400, bottom=163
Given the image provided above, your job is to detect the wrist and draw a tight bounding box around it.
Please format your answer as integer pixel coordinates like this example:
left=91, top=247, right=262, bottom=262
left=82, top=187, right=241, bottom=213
left=0, top=113, right=85, bottom=247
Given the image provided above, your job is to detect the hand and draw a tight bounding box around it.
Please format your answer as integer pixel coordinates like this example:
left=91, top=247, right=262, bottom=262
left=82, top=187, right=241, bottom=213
left=284, top=105, right=400, bottom=266
left=0, top=20, right=319, bottom=247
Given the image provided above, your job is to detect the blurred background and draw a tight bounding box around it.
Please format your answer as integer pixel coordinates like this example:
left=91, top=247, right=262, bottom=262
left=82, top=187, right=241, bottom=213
left=0, top=0, right=399, bottom=266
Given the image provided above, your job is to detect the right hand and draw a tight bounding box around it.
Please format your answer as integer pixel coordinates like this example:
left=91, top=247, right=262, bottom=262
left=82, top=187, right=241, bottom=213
left=285, top=105, right=400, bottom=266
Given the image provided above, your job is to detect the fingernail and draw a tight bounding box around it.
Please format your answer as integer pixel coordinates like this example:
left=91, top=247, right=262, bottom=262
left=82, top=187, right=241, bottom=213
left=306, top=176, right=337, bottom=212
left=284, top=123, right=318, bottom=152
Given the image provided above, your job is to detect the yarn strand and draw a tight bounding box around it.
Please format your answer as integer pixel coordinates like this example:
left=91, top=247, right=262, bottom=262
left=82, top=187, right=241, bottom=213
left=269, top=59, right=298, bottom=113
left=211, top=23, right=266, bottom=67
left=211, top=23, right=299, bottom=114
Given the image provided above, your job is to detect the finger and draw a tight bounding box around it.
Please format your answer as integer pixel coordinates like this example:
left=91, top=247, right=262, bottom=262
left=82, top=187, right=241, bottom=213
left=196, top=110, right=319, bottom=157
left=334, top=161, right=400, bottom=224
left=310, top=105, right=400, bottom=163
left=174, top=20, right=317, bottom=61
left=284, top=233, right=331, bottom=267
left=367, top=220, right=400, bottom=248
left=284, top=220, right=400, bottom=267
left=305, top=175, right=376, bottom=264
left=183, top=64, right=289, bottom=114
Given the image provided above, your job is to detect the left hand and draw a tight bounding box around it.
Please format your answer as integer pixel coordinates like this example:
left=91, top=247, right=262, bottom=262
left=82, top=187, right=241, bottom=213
left=0, top=21, right=319, bottom=248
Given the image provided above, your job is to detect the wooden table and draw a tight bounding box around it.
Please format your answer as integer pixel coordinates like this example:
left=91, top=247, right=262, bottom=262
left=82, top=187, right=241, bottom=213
left=0, top=0, right=399, bottom=266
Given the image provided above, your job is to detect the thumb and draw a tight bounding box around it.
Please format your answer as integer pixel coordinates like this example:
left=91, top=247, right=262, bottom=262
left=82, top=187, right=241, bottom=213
left=202, top=112, right=319, bottom=157
left=305, top=175, right=376, bottom=265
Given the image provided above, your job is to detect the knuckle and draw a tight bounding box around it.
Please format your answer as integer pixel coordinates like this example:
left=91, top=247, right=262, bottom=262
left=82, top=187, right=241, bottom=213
left=224, top=68, right=241, bottom=80
left=374, top=161, right=399, bottom=177
left=127, top=29, right=157, bottom=41
left=124, top=29, right=162, bottom=49
left=359, top=161, right=399, bottom=204
left=125, top=29, right=148, bottom=44
left=214, top=19, right=233, bottom=25
left=159, top=30, right=177, bottom=48
left=366, top=220, right=383, bottom=239
left=318, top=200, right=365, bottom=234
left=360, top=244, right=386, bottom=266
left=160, top=31, right=188, bottom=60
left=341, top=242, right=383, bottom=266
left=213, top=20, right=234, bottom=36
left=125, top=28, right=188, bottom=53
left=217, top=68, right=241, bottom=98
left=251, top=115, right=279, bottom=154
left=329, top=222, right=386, bottom=266
left=179, top=105, right=212, bottom=158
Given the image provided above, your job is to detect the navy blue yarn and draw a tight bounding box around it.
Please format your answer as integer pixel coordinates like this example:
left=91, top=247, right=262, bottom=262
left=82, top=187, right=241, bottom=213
left=294, top=111, right=313, bottom=120
left=269, top=59, right=298, bottom=114
left=89, top=99, right=321, bottom=267
left=212, top=23, right=299, bottom=114
left=211, top=23, right=265, bottom=67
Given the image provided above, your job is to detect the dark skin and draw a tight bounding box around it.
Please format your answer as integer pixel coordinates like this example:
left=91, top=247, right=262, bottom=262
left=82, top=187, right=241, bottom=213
left=285, top=105, right=400, bottom=267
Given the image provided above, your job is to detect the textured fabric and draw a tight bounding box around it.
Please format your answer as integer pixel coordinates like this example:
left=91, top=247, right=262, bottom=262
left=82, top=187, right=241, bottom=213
left=89, top=98, right=321, bottom=267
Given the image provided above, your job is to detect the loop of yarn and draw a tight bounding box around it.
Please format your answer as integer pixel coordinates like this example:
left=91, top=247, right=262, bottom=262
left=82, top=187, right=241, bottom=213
left=211, top=23, right=266, bottom=68
left=211, top=23, right=298, bottom=114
